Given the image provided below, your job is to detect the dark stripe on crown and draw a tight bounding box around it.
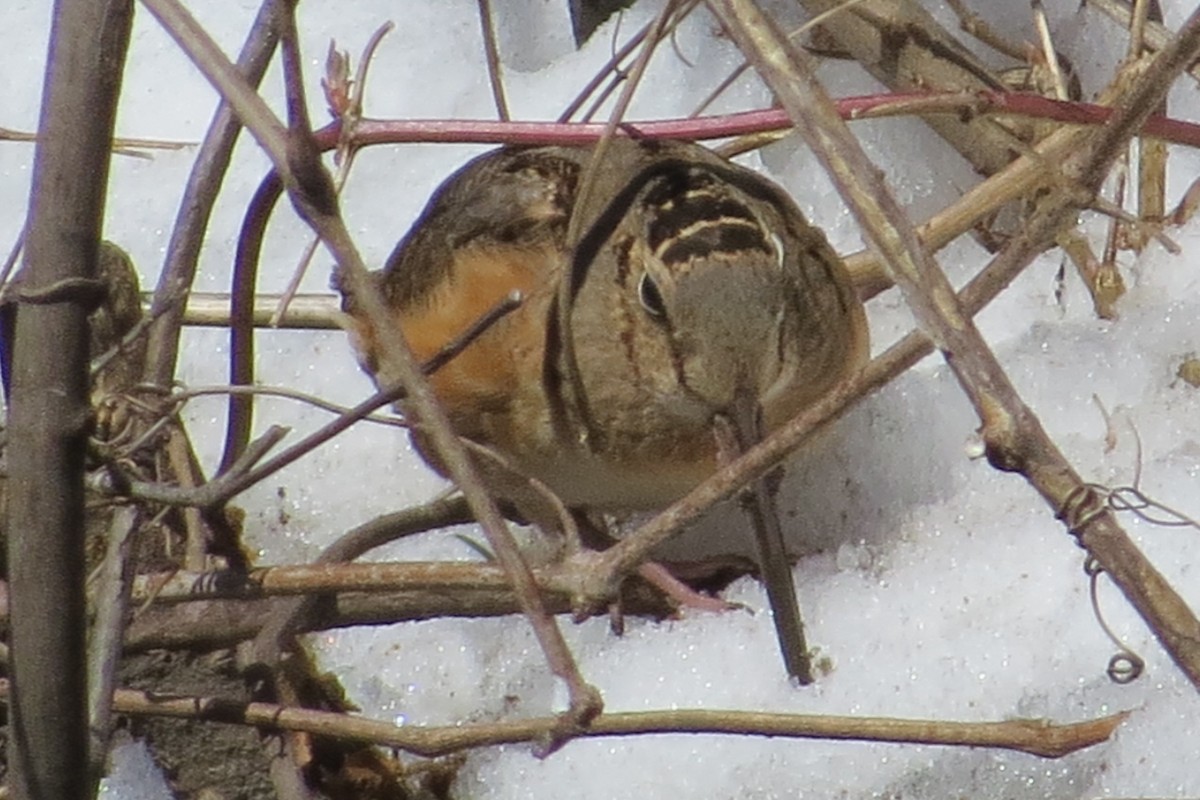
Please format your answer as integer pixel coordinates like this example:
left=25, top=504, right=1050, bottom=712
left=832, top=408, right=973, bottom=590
left=641, top=168, right=772, bottom=264
left=658, top=222, right=771, bottom=265
left=647, top=194, right=762, bottom=252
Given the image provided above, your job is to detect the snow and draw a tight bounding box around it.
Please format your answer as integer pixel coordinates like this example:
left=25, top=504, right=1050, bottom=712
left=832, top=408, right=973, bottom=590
left=3, top=0, right=1198, bottom=797
left=97, top=737, right=175, bottom=800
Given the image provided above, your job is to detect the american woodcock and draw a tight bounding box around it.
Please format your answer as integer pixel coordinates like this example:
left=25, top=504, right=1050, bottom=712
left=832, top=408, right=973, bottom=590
left=342, top=138, right=868, bottom=677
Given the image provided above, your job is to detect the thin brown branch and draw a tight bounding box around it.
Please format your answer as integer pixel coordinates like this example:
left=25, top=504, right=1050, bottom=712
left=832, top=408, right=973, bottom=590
left=0, top=224, right=26, bottom=293
left=133, top=561, right=583, bottom=604
left=313, top=495, right=475, bottom=563
left=90, top=282, right=183, bottom=377
left=120, top=566, right=674, bottom=653
left=794, top=0, right=1021, bottom=179
left=944, top=0, right=1027, bottom=61
left=576, top=1, right=703, bottom=124
left=161, top=0, right=600, bottom=733
left=86, top=507, right=139, bottom=783
left=691, top=0, right=870, bottom=117
left=246, top=494, right=475, bottom=684
left=141, top=0, right=279, bottom=387
left=219, top=172, right=280, bottom=474
left=1090, top=0, right=1200, bottom=82
left=172, top=384, right=407, bottom=428
left=116, top=424, right=288, bottom=508
left=477, top=0, right=510, bottom=121
left=0, top=126, right=194, bottom=156
left=1130, top=2, right=1168, bottom=240
left=557, top=11, right=653, bottom=123
left=36, top=680, right=1127, bottom=760
left=1031, top=1, right=1071, bottom=101
left=179, top=292, right=341, bottom=328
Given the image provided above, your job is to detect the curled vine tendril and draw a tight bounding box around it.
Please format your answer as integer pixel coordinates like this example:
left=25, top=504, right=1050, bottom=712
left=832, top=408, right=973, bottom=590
left=1083, top=555, right=1145, bottom=684
left=1060, top=482, right=1199, bottom=685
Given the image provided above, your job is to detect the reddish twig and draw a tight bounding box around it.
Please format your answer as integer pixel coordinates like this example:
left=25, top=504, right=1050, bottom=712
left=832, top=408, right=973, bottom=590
left=300, top=91, right=1200, bottom=149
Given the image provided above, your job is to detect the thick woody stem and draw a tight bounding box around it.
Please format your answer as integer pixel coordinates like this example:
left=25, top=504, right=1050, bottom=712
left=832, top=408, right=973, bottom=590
left=5, top=2, right=133, bottom=798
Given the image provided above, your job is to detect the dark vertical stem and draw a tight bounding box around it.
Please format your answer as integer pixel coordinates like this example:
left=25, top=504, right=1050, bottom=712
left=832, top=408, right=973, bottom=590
left=219, top=171, right=283, bottom=473
left=5, top=2, right=134, bottom=798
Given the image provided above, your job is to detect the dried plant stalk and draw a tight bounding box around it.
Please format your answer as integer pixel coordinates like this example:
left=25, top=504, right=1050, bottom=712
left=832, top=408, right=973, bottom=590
left=41, top=679, right=1128, bottom=760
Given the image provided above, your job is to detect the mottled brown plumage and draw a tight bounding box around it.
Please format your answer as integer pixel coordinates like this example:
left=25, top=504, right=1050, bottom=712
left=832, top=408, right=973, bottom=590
left=344, top=138, right=868, bottom=516
left=343, top=138, right=869, bottom=677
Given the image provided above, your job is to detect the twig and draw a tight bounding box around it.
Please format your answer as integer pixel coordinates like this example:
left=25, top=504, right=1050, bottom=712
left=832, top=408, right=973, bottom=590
left=141, top=0, right=279, bottom=387
left=179, top=292, right=341, bottom=328
left=575, top=1, right=702, bottom=124
left=121, top=564, right=674, bottom=653
left=35, top=680, right=1127, bottom=759
left=270, top=23, right=393, bottom=327
left=114, top=424, right=288, bottom=508
left=1127, top=0, right=1152, bottom=58
left=138, top=0, right=289, bottom=174
left=477, top=0, right=510, bottom=121
left=944, top=0, right=1027, bottom=61
left=0, top=225, right=25, bottom=296
left=793, top=0, right=1021, bottom=179
left=557, top=11, right=652, bottom=122
left=690, top=0, right=870, bottom=117
left=246, top=495, right=474, bottom=685
left=420, top=290, right=523, bottom=376
left=86, top=507, right=140, bottom=784
left=1132, top=1, right=1169, bottom=246
left=163, top=424, right=217, bottom=570
left=1031, top=1, right=1071, bottom=101
left=316, top=495, right=476, bottom=563
left=90, top=283, right=183, bottom=377
left=1090, top=0, right=1200, bottom=82
left=136, top=561, right=585, bottom=604
left=559, top=2, right=714, bottom=124
left=0, top=125, right=195, bottom=156
left=175, top=384, right=406, bottom=427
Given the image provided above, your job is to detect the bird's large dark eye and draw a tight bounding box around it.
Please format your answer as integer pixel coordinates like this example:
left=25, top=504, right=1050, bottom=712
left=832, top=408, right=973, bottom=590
left=638, top=271, right=667, bottom=318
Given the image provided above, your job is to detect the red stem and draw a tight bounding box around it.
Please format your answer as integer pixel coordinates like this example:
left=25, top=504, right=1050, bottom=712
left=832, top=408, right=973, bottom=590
left=311, top=90, right=1200, bottom=149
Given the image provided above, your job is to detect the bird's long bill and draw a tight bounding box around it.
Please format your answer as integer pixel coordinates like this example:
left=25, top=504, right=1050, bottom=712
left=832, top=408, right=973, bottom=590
left=717, top=395, right=814, bottom=684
